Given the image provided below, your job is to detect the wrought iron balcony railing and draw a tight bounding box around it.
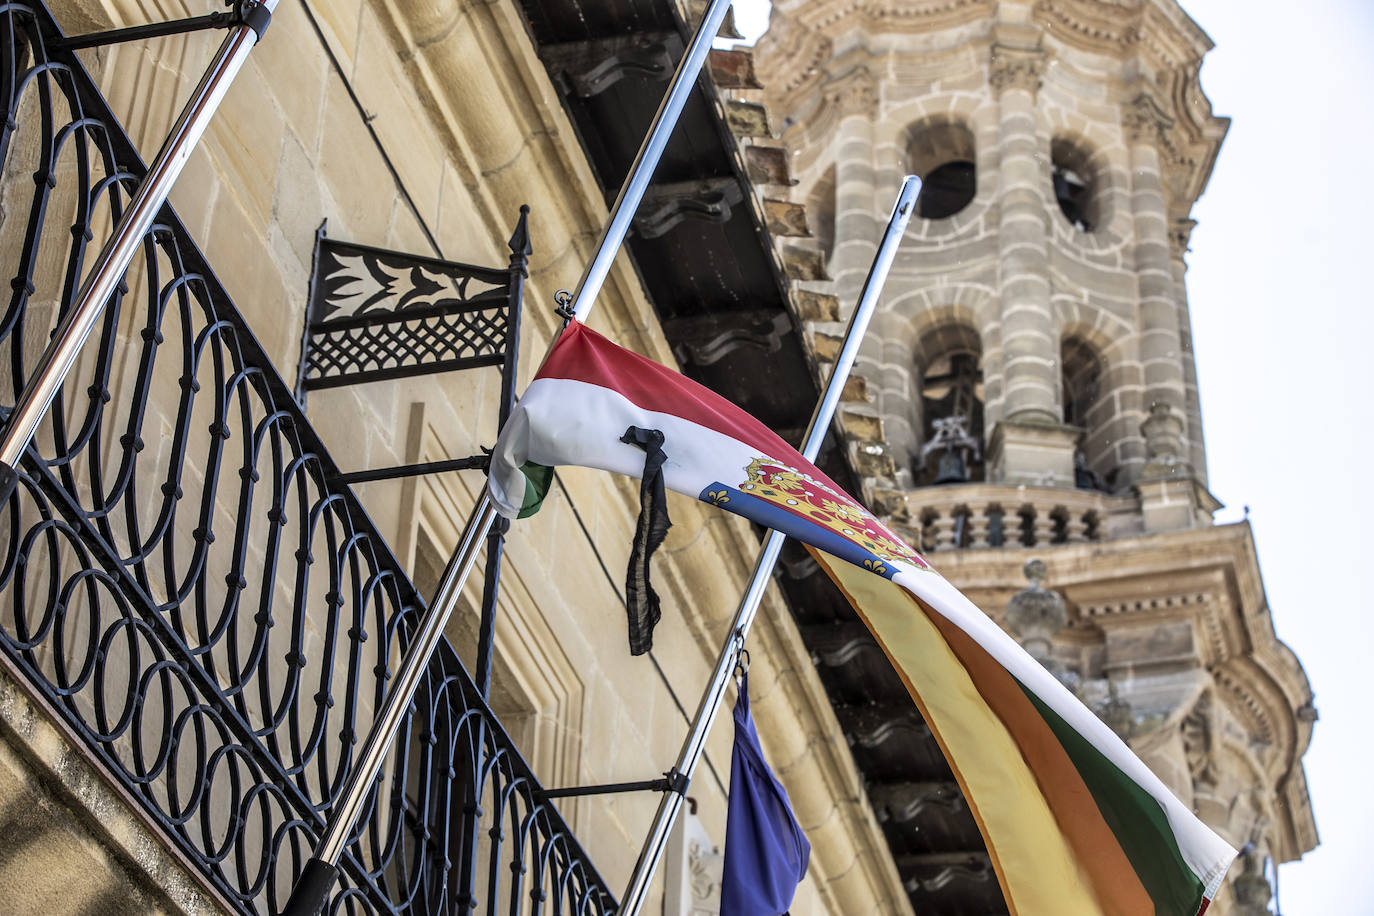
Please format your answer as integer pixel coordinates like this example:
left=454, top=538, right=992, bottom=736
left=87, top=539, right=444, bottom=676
left=0, top=4, right=613, bottom=913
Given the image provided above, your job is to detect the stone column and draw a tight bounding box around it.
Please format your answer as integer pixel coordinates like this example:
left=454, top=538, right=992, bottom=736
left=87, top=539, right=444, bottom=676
left=987, top=43, right=1078, bottom=486
left=1126, top=94, right=1199, bottom=530
left=826, top=69, right=879, bottom=309
left=1169, top=215, right=1210, bottom=487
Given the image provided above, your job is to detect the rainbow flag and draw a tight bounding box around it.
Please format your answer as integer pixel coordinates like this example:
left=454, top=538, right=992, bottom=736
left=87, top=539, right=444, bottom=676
left=489, top=320, right=1235, bottom=915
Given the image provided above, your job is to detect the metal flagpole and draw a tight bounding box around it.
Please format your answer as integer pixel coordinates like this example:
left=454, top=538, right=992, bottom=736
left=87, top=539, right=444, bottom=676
left=615, top=175, right=922, bottom=916
left=280, top=0, right=737, bottom=912
left=0, top=0, right=277, bottom=504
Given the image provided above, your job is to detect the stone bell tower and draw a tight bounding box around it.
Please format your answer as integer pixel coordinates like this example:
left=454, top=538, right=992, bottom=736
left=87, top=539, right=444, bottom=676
left=740, top=1, right=1318, bottom=911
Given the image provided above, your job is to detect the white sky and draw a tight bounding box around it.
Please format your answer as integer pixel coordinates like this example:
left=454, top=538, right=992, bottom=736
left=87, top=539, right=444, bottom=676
left=727, top=1, right=1374, bottom=911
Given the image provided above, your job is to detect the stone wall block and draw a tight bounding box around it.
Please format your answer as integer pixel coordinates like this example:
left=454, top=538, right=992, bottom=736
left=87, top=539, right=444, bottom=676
left=254, top=0, right=329, bottom=155
left=795, top=289, right=841, bottom=322
left=205, top=60, right=287, bottom=231
left=842, top=410, right=884, bottom=443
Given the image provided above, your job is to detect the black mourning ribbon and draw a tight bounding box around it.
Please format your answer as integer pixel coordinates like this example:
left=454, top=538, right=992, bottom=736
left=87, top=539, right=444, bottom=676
left=620, top=426, right=671, bottom=656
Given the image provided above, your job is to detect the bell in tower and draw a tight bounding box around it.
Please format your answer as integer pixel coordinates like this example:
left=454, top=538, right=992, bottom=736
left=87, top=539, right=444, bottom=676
left=747, top=2, right=1318, bottom=913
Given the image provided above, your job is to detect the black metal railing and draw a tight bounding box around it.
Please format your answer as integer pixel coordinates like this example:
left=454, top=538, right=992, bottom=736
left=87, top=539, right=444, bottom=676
left=0, top=4, right=613, bottom=913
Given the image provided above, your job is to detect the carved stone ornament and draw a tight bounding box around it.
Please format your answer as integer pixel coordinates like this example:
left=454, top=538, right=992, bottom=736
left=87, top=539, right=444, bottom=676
left=687, top=839, right=722, bottom=915
left=1168, top=216, right=1197, bottom=261
left=1141, top=401, right=1186, bottom=462
left=1122, top=92, right=1175, bottom=147
left=822, top=68, right=877, bottom=114
left=1094, top=684, right=1135, bottom=741
left=1181, top=692, right=1218, bottom=790
left=1230, top=843, right=1275, bottom=916
left=989, top=43, right=1047, bottom=95
left=1004, top=558, right=1068, bottom=664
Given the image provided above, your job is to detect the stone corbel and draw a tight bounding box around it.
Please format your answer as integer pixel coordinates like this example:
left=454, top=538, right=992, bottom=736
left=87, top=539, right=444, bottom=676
left=989, top=43, right=1047, bottom=95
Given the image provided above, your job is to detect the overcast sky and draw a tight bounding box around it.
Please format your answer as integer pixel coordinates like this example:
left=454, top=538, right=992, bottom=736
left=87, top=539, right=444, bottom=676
left=1179, top=1, right=1373, bottom=910
left=727, top=1, right=1373, bottom=911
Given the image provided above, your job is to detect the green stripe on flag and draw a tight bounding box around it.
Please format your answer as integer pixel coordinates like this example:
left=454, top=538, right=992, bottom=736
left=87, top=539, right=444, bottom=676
left=1020, top=685, right=1206, bottom=916
left=516, top=462, right=553, bottom=518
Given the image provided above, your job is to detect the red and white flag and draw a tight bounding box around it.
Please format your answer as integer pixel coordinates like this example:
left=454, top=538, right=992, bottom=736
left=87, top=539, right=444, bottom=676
left=489, top=320, right=1235, bottom=916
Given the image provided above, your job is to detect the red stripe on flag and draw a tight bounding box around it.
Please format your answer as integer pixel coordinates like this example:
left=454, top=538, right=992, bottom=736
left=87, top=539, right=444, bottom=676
left=540, top=320, right=847, bottom=494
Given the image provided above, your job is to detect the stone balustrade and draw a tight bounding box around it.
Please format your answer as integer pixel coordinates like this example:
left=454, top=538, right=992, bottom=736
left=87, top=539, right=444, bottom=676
left=893, top=483, right=1139, bottom=553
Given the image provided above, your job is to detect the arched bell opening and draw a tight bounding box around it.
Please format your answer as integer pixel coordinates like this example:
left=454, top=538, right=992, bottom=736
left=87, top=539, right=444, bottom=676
left=906, top=116, right=977, bottom=220
left=1061, top=333, right=1113, bottom=491
left=913, top=324, right=985, bottom=485
left=1050, top=136, right=1104, bottom=233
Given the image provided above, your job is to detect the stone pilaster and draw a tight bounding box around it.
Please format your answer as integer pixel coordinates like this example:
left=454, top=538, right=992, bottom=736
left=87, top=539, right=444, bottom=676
left=1125, top=94, right=1198, bottom=529
left=1169, top=215, right=1209, bottom=487
left=825, top=69, right=879, bottom=306
left=990, top=43, right=1077, bottom=485
left=1124, top=96, right=1188, bottom=462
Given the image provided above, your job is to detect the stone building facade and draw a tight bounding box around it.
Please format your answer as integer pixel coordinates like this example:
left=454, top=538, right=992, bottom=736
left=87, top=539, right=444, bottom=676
left=735, top=0, right=1318, bottom=912
left=0, top=1, right=1318, bottom=915
left=0, top=1, right=910, bottom=914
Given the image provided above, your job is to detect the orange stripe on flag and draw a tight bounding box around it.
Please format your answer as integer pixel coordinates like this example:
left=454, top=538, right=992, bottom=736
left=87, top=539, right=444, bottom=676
left=811, top=549, right=1105, bottom=916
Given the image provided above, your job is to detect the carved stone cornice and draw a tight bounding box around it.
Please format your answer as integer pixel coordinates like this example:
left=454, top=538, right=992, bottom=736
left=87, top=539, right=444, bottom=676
left=989, top=43, right=1047, bottom=95
left=1122, top=92, right=1175, bottom=148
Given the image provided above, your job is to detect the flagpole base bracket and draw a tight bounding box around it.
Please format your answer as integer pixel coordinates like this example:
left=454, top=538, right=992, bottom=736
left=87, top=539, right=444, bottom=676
left=281, top=857, right=339, bottom=916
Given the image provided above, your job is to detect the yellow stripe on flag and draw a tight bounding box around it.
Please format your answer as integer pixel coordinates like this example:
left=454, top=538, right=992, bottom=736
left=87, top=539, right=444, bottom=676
left=813, top=551, right=1105, bottom=916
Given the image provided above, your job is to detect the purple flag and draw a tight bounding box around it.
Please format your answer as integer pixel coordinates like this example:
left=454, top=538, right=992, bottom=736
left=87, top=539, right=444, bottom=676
left=721, top=672, right=811, bottom=915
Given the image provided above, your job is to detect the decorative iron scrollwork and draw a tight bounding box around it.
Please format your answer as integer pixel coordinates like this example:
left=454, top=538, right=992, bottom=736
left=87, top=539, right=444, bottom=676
left=297, top=225, right=526, bottom=395
left=0, top=5, right=609, bottom=914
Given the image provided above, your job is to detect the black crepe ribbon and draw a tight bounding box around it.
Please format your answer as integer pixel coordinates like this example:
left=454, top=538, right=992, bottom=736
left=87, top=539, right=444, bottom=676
left=620, top=426, right=671, bottom=656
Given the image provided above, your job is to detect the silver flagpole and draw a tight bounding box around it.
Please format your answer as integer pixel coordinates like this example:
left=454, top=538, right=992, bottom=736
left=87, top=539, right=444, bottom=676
left=0, top=0, right=277, bottom=504
left=280, top=0, right=737, bottom=912
left=615, top=175, right=922, bottom=916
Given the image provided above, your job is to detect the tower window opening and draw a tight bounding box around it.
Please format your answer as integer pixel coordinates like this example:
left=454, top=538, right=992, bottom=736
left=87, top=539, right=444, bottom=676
left=915, top=345, right=985, bottom=485
left=1051, top=137, right=1099, bottom=232
left=1061, top=335, right=1111, bottom=491
left=906, top=117, right=977, bottom=220
left=919, top=161, right=976, bottom=219
left=807, top=164, right=837, bottom=266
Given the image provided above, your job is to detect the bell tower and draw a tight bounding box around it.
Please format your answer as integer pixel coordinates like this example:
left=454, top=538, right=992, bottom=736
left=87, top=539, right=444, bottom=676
left=742, top=1, right=1317, bottom=912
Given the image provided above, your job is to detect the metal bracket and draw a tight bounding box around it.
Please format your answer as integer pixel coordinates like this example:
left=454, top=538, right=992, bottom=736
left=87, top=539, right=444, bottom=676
left=543, top=776, right=674, bottom=800
left=542, top=31, right=684, bottom=98
left=55, top=1, right=271, bottom=52
left=554, top=289, right=576, bottom=321
left=633, top=177, right=744, bottom=239
left=333, top=454, right=489, bottom=486
left=662, top=309, right=793, bottom=367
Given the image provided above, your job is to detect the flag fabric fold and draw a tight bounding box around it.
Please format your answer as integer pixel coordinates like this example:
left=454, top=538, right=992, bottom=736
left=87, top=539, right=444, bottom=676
left=721, top=671, right=811, bottom=916
left=489, top=320, right=1236, bottom=915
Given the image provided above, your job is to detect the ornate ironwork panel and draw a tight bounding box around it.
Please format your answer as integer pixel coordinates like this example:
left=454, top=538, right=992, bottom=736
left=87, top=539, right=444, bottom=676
left=297, top=231, right=523, bottom=393
left=0, top=4, right=612, bottom=914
